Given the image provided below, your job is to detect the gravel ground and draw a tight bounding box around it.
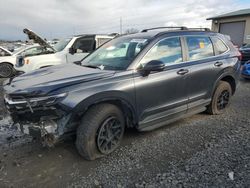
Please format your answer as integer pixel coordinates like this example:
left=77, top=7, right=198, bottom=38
left=0, top=78, right=249, bottom=188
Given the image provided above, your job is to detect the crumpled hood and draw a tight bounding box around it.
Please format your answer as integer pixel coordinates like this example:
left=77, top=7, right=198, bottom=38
left=4, top=63, right=115, bottom=95
left=23, top=28, right=56, bottom=52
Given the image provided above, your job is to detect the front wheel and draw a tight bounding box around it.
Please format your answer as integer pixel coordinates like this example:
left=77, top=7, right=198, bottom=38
left=76, top=104, right=125, bottom=160
left=206, top=81, right=232, bottom=115
left=0, top=63, right=14, bottom=78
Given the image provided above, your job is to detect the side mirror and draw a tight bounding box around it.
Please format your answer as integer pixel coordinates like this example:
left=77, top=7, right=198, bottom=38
left=69, top=47, right=76, bottom=55
left=140, top=60, right=165, bottom=76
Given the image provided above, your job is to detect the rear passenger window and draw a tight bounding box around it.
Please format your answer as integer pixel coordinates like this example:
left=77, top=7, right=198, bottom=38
left=140, top=37, right=183, bottom=66
left=186, top=36, right=214, bottom=61
left=211, top=37, right=228, bottom=55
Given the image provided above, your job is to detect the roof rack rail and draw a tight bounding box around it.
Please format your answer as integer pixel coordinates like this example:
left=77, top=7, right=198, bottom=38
left=188, top=28, right=211, bottom=31
left=141, top=26, right=188, bottom=32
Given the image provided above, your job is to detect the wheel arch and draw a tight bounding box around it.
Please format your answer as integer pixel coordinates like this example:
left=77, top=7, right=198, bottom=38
left=0, top=61, right=14, bottom=67
left=72, top=92, right=138, bottom=128
left=212, top=73, right=236, bottom=97
left=220, top=75, right=236, bottom=95
left=0, top=62, right=15, bottom=78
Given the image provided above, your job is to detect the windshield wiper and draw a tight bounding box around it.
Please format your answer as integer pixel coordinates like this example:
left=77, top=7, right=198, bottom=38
left=81, top=65, right=101, bottom=69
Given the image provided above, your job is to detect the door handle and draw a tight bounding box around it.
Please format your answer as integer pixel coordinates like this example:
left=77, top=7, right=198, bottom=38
left=177, top=69, right=189, bottom=75
left=214, top=61, right=223, bottom=67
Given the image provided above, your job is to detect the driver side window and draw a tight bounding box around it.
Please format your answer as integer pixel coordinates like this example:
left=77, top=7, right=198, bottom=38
left=73, top=37, right=95, bottom=53
left=140, top=37, right=183, bottom=66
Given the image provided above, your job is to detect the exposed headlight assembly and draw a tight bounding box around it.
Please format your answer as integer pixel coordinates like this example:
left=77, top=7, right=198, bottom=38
left=5, top=93, right=67, bottom=112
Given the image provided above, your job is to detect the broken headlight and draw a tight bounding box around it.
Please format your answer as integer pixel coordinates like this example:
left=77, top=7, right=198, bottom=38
left=5, top=93, right=68, bottom=111
left=26, top=93, right=67, bottom=107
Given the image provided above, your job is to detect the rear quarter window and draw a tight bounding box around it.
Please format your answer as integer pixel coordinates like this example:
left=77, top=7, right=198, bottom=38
left=186, top=36, right=214, bottom=61
left=211, top=37, right=228, bottom=55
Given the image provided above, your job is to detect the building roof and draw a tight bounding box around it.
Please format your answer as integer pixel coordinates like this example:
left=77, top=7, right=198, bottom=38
left=207, top=8, right=250, bottom=20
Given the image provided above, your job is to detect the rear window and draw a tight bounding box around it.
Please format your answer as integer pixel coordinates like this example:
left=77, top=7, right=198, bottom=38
left=186, top=36, right=214, bottom=61
left=211, top=37, right=228, bottom=55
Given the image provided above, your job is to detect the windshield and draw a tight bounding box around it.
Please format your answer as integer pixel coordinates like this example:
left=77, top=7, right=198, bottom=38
left=81, top=36, right=149, bottom=70
left=12, top=46, right=27, bottom=55
left=53, top=38, right=71, bottom=52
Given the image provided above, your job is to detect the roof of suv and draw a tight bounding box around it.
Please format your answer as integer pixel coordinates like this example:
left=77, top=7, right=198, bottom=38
left=120, top=29, right=216, bottom=40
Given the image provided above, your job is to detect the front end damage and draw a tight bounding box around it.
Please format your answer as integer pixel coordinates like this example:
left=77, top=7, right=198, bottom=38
left=4, top=92, right=74, bottom=146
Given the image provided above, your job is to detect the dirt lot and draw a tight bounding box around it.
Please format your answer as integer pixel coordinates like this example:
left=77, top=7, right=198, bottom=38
left=0, top=78, right=249, bottom=188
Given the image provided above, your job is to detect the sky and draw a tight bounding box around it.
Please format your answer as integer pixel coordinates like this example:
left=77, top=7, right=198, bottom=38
left=0, top=0, right=250, bottom=41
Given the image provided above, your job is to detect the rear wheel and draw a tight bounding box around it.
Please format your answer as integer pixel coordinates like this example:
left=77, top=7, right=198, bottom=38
left=76, top=104, right=125, bottom=160
left=207, top=81, right=232, bottom=115
left=0, top=63, right=14, bottom=78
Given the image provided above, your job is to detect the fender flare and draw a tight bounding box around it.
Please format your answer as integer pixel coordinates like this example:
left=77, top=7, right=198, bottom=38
left=71, top=91, right=138, bottom=124
left=211, top=68, right=237, bottom=97
left=0, top=62, right=14, bottom=66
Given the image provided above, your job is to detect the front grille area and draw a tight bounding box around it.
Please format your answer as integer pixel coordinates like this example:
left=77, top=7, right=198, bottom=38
left=4, top=95, right=66, bottom=123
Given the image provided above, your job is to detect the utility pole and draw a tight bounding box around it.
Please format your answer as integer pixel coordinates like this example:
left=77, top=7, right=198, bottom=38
left=120, top=17, right=123, bottom=35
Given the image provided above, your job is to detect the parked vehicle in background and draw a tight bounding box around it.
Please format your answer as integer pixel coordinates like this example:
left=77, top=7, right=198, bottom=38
left=241, top=60, right=250, bottom=79
left=15, top=28, right=115, bottom=73
left=4, top=27, right=241, bottom=160
left=239, top=44, right=250, bottom=63
left=0, top=44, right=52, bottom=78
left=48, top=39, right=59, bottom=47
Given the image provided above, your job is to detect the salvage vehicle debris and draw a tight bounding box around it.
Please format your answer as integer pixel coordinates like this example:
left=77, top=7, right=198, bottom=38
left=3, top=27, right=241, bottom=160
left=15, top=28, right=115, bottom=74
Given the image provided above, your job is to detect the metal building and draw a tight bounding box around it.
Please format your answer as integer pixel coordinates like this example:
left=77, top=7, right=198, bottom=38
left=207, top=9, right=250, bottom=46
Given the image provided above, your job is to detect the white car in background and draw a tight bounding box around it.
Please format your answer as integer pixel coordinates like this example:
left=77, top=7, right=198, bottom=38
left=16, top=29, right=115, bottom=73
left=0, top=44, right=51, bottom=77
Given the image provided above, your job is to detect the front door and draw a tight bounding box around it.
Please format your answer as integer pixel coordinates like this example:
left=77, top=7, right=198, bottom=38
left=134, top=37, right=189, bottom=130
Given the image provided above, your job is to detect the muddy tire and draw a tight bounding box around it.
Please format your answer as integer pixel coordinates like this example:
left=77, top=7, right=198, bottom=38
left=76, top=104, right=125, bottom=160
left=207, top=81, right=232, bottom=115
left=0, top=63, right=14, bottom=78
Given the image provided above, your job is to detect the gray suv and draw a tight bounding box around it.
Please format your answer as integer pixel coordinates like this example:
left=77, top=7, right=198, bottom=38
left=4, top=27, right=241, bottom=160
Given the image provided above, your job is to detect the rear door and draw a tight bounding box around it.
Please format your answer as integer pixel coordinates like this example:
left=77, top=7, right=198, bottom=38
left=184, top=35, right=229, bottom=111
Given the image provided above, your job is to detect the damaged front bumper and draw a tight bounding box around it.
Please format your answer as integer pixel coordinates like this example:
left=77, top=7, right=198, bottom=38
left=4, top=92, right=75, bottom=146
left=17, top=119, right=59, bottom=146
